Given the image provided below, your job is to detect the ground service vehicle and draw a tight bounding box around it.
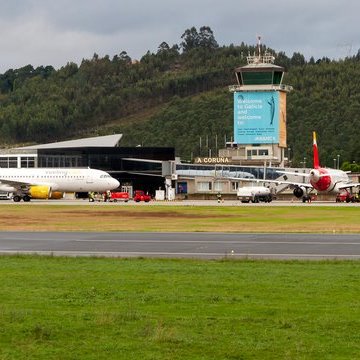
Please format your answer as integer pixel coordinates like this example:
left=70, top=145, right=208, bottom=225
left=336, top=191, right=360, bottom=203
left=237, top=186, right=273, bottom=203
left=0, top=192, right=13, bottom=200
left=108, top=191, right=129, bottom=202
left=88, top=192, right=105, bottom=202
left=133, top=190, right=151, bottom=202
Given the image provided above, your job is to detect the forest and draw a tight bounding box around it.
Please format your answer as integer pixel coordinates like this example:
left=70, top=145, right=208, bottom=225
left=0, top=26, right=359, bottom=169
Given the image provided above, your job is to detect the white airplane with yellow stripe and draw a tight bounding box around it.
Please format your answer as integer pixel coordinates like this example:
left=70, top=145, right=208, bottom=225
left=0, top=167, right=120, bottom=201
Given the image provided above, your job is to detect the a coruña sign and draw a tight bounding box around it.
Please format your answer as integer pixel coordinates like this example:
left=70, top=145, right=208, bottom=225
left=195, top=157, right=230, bottom=164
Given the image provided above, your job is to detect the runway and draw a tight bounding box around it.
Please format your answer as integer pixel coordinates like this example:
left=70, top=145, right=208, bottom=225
left=0, top=232, right=359, bottom=260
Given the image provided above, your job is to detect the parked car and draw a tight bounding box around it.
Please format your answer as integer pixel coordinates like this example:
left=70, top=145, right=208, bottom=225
left=0, top=192, right=13, bottom=200
left=133, top=190, right=151, bottom=202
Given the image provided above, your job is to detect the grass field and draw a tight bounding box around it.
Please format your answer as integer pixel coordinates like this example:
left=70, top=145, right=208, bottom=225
left=0, top=204, right=359, bottom=232
left=0, top=256, right=359, bottom=359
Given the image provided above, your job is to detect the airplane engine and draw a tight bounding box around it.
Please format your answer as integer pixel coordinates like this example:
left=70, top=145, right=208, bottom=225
left=29, top=185, right=51, bottom=199
left=293, top=186, right=306, bottom=198
left=49, top=191, right=64, bottom=199
left=309, top=169, right=320, bottom=182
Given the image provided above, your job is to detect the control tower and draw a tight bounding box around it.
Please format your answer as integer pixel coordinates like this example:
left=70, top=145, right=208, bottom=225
left=221, top=37, right=293, bottom=166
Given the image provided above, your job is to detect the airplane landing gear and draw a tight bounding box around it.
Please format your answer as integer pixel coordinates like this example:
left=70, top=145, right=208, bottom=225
left=12, top=194, right=31, bottom=202
left=302, top=195, right=312, bottom=203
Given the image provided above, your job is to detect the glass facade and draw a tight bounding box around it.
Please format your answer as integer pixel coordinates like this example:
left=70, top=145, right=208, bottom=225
left=176, top=163, right=283, bottom=181
left=37, top=147, right=174, bottom=171
left=0, top=156, right=36, bottom=168
left=0, top=157, right=17, bottom=168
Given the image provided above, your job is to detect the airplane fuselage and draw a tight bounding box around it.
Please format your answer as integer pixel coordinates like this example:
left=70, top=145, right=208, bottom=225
left=0, top=168, right=120, bottom=193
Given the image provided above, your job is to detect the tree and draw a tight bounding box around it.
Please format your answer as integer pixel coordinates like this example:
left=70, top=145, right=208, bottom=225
left=290, top=52, right=306, bottom=67
left=198, top=26, right=218, bottom=49
left=181, top=27, right=199, bottom=52
left=157, top=42, right=170, bottom=54
left=181, top=26, right=218, bottom=52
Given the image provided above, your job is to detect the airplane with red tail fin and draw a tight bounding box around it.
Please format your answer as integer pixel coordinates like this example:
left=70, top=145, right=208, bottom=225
left=235, top=132, right=360, bottom=202
left=276, top=132, right=360, bottom=201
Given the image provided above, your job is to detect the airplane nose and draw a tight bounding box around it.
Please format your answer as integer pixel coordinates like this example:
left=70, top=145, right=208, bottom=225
left=111, top=178, right=120, bottom=189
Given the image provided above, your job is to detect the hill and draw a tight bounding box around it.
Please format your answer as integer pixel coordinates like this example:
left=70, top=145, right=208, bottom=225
left=0, top=26, right=359, bottom=168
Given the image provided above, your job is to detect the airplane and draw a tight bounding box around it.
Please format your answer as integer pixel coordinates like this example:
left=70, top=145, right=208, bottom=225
left=277, top=132, right=360, bottom=201
left=0, top=167, right=120, bottom=202
left=234, top=132, right=360, bottom=202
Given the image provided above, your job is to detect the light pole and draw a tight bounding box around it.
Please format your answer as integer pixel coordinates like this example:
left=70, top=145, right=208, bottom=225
left=337, top=154, right=340, bottom=169
left=303, top=157, right=306, bottom=168
left=288, top=147, right=291, bottom=167
left=333, top=158, right=336, bottom=169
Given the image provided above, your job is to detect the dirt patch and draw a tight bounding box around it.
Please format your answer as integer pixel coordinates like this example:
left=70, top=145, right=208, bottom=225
left=57, top=210, right=227, bottom=219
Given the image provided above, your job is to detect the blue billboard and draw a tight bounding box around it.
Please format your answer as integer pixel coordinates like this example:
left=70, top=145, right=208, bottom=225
left=234, top=91, right=279, bottom=144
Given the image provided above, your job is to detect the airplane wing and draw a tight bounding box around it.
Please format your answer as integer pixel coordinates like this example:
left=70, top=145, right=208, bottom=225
left=227, top=177, right=314, bottom=189
left=0, top=178, right=32, bottom=189
left=338, top=182, right=360, bottom=190
left=276, top=170, right=311, bottom=178
left=0, top=178, right=52, bottom=190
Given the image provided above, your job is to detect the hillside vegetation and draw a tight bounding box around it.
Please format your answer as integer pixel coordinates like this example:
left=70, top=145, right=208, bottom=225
left=0, top=26, right=359, bottom=168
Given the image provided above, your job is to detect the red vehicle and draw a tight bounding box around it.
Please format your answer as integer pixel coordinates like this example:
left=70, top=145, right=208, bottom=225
left=133, top=190, right=151, bottom=202
left=336, top=191, right=359, bottom=203
left=108, top=191, right=129, bottom=202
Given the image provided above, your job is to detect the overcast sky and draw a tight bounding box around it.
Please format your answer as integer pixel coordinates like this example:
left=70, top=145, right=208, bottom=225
left=0, top=0, right=359, bottom=73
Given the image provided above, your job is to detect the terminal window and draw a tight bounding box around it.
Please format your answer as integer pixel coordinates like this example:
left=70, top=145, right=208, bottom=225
left=197, top=182, right=212, bottom=192
left=21, top=157, right=35, bottom=168
left=247, top=149, right=269, bottom=157
left=214, top=182, right=224, bottom=192
left=0, top=157, right=17, bottom=168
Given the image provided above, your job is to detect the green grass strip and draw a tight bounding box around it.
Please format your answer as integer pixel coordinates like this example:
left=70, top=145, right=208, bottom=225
left=0, top=255, right=359, bottom=359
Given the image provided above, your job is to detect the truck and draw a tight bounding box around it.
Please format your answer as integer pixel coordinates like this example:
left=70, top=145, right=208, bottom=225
left=89, top=191, right=130, bottom=202
left=133, top=190, right=151, bottom=202
left=237, top=186, right=273, bottom=203
left=108, top=191, right=129, bottom=202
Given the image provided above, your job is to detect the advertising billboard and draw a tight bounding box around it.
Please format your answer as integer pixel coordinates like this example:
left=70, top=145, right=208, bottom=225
left=234, top=91, right=286, bottom=146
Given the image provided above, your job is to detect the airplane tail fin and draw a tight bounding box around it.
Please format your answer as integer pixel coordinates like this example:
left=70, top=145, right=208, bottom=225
left=313, top=131, right=320, bottom=169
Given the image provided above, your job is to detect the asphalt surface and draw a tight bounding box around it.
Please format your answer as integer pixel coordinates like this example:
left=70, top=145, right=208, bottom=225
left=0, top=232, right=359, bottom=260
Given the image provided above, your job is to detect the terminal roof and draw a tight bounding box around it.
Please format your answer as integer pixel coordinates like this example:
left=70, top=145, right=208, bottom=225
left=15, top=134, right=123, bottom=150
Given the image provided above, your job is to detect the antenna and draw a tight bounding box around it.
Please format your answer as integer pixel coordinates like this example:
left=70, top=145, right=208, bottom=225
left=246, top=35, right=275, bottom=65
left=257, top=35, right=262, bottom=58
